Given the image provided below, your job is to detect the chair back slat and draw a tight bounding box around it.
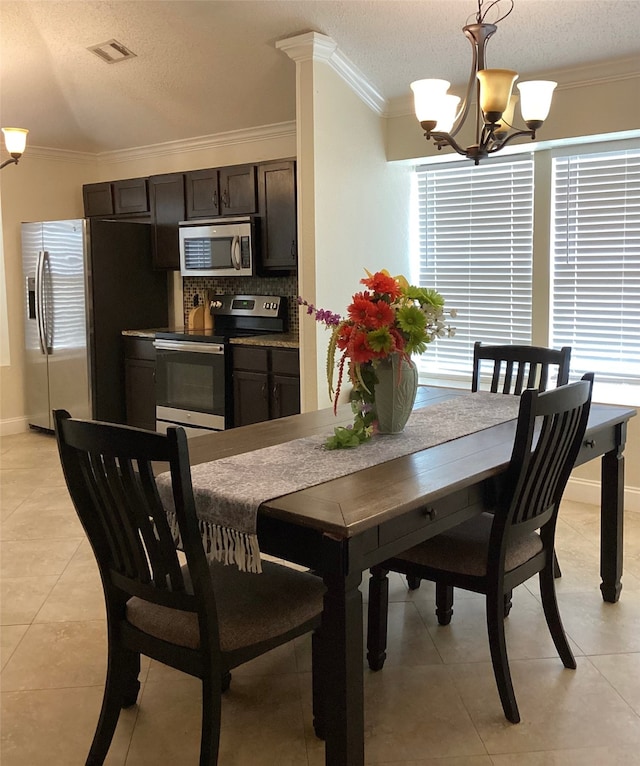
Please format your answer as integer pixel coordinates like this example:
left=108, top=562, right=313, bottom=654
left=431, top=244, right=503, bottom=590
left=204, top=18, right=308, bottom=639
left=472, top=342, right=571, bottom=395
left=498, top=374, right=593, bottom=536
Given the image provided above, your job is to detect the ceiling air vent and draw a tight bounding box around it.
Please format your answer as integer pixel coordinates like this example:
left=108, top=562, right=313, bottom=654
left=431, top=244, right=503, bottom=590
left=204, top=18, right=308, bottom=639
left=88, top=39, right=137, bottom=64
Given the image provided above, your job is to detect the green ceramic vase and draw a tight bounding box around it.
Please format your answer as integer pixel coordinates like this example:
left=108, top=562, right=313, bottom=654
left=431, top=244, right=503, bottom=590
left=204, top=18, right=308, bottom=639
left=374, top=354, right=418, bottom=434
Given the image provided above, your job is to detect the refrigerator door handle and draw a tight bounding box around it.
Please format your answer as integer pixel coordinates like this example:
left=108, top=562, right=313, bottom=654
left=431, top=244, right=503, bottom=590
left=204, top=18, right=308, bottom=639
left=35, top=250, right=48, bottom=355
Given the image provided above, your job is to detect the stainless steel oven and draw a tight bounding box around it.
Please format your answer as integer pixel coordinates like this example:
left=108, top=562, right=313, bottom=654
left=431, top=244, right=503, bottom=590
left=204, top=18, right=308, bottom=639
left=154, top=294, right=287, bottom=437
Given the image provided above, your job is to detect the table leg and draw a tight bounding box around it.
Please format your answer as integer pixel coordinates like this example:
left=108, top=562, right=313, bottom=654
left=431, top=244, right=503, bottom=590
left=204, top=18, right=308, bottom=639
left=600, top=434, right=625, bottom=603
left=321, top=537, right=365, bottom=766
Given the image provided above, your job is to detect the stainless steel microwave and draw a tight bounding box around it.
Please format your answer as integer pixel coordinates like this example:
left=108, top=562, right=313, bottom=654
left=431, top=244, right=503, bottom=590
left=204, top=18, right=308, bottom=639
left=179, top=217, right=257, bottom=277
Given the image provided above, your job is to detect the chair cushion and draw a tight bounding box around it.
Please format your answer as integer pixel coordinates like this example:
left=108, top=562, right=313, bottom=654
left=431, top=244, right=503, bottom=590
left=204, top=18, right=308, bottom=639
left=396, top=512, right=543, bottom=577
left=125, top=559, right=325, bottom=652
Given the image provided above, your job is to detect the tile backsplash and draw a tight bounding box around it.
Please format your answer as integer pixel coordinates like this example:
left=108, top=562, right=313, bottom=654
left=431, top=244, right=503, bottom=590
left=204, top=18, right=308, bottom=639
left=183, top=275, right=299, bottom=335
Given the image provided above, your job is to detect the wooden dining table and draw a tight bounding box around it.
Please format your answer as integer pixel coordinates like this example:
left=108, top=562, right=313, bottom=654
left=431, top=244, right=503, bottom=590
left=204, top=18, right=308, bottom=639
left=187, top=386, right=636, bottom=766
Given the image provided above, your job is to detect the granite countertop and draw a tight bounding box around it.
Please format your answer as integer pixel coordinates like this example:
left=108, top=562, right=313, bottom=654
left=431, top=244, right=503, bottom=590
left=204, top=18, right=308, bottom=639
left=122, top=328, right=299, bottom=349
left=230, top=333, right=299, bottom=349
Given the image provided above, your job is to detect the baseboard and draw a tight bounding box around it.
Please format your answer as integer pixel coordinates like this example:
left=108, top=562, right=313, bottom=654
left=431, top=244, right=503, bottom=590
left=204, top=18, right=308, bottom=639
left=0, top=417, right=29, bottom=437
left=566, top=476, right=640, bottom=513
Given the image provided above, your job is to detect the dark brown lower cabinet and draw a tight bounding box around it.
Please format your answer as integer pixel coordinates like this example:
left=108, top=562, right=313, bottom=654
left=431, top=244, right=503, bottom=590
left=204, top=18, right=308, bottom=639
left=233, top=346, right=300, bottom=427
left=124, top=336, right=157, bottom=431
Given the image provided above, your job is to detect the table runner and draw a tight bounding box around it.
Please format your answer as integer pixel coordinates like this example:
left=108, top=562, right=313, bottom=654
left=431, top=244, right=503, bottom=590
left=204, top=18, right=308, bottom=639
left=156, top=391, right=521, bottom=573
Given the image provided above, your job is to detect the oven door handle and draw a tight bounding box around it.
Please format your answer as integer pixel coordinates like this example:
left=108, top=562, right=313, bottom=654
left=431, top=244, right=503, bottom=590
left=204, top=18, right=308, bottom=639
left=153, top=340, right=225, bottom=354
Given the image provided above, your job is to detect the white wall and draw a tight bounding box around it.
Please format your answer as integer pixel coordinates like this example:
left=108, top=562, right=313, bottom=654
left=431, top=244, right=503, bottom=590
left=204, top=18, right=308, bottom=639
left=293, top=54, right=412, bottom=409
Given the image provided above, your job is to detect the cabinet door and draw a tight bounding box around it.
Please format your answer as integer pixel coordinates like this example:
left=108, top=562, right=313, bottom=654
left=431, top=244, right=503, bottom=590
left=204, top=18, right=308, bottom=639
left=185, top=169, right=220, bottom=218
left=233, top=369, right=270, bottom=426
left=83, top=183, right=114, bottom=217
left=125, top=358, right=157, bottom=431
left=219, top=164, right=257, bottom=215
left=149, top=173, right=186, bottom=270
left=113, top=178, right=149, bottom=215
left=258, top=160, right=297, bottom=272
left=271, top=374, right=300, bottom=420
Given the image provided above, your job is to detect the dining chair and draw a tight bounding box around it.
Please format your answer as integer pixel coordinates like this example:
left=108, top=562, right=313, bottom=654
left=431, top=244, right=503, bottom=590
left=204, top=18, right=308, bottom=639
left=53, top=410, right=326, bottom=766
left=406, top=342, right=572, bottom=594
left=471, top=341, right=571, bottom=395
left=366, top=374, right=594, bottom=723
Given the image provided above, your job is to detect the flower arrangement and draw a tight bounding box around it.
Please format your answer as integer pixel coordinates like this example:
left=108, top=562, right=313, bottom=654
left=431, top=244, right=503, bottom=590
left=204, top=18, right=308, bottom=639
left=299, top=269, right=456, bottom=448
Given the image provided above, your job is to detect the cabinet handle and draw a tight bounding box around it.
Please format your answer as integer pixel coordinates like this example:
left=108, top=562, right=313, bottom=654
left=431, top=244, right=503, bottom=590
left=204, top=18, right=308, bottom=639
left=213, top=190, right=218, bottom=207
left=290, top=239, right=296, bottom=259
left=423, top=507, right=438, bottom=520
left=273, top=384, right=279, bottom=402
left=261, top=382, right=268, bottom=400
left=222, top=189, right=230, bottom=208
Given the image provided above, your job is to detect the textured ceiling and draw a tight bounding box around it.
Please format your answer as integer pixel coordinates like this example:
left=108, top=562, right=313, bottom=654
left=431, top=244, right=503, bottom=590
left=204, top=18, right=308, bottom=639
left=1, top=0, right=639, bottom=154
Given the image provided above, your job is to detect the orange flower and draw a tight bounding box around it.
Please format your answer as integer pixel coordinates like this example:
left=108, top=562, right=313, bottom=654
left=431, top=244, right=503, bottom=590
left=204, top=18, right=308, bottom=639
left=348, top=330, right=376, bottom=364
left=336, top=323, right=353, bottom=350
left=361, top=271, right=402, bottom=300
left=348, top=293, right=377, bottom=328
left=367, top=299, right=394, bottom=328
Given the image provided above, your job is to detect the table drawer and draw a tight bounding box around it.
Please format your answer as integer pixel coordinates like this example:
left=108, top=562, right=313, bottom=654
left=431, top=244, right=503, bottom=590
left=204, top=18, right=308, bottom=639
left=378, top=486, right=481, bottom=547
left=576, top=426, right=617, bottom=466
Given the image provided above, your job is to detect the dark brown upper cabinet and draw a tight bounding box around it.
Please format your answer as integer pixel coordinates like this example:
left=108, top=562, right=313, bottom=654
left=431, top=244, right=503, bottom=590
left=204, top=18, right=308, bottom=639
left=258, top=160, right=297, bottom=272
left=148, top=173, right=186, bottom=270
left=185, top=168, right=220, bottom=218
left=219, top=164, right=257, bottom=215
left=83, top=182, right=114, bottom=217
left=113, top=178, right=149, bottom=215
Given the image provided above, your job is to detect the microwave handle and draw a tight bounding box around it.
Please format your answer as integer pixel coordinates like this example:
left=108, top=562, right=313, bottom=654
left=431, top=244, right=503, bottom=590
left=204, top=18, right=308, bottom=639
left=231, top=235, right=241, bottom=270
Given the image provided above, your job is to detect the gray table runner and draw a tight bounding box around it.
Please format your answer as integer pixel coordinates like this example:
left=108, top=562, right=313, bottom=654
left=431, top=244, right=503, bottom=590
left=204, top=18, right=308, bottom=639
left=156, top=391, right=521, bottom=573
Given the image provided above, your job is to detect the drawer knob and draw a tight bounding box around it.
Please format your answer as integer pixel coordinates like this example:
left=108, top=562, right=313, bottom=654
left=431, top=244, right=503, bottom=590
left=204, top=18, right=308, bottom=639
left=424, top=507, right=438, bottom=520
left=584, top=439, right=596, bottom=448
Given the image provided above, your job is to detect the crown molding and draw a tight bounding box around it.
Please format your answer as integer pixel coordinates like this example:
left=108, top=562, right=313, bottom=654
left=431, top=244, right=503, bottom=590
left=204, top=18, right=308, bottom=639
left=277, top=31, right=386, bottom=116
left=21, top=146, right=97, bottom=164
left=97, top=121, right=297, bottom=164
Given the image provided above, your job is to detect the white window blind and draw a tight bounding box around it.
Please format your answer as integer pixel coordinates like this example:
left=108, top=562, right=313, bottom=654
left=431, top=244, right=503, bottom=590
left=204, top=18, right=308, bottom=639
left=551, top=148, right=640, bottom=385
left=415, top=157, right=534, bottom=380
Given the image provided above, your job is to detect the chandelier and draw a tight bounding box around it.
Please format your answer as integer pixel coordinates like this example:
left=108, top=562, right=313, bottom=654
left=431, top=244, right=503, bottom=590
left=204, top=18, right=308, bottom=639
left=1, top=128, right=29, bottom=170
left=411, top=0, right=556, bottom=165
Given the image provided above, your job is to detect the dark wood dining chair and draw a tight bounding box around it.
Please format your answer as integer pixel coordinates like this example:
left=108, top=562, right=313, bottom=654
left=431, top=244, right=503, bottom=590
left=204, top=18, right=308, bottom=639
left=471, top=341, right=571, bottom=395
left=53, top=410, right=326, bottom=766
left=406, top=342, right=572, bottom=594
left=367, top=374, right=594, bottom=724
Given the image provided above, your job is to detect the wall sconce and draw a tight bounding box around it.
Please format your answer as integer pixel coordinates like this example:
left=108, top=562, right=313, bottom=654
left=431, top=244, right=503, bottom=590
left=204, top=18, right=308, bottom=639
left=1, top=128, right=29, bottom=170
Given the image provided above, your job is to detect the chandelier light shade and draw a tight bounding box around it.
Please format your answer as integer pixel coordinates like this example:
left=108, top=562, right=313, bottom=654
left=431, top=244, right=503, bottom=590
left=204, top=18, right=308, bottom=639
left=411, top=0, right=557, bottom=164
left=1, top=127, right=29, bottom=170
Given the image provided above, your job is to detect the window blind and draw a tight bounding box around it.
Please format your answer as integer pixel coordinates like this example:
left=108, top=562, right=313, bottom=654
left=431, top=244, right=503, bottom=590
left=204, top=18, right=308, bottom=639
left=415, top=157, right=534, bottom=379
left=551, top=148, right=640, bottom=385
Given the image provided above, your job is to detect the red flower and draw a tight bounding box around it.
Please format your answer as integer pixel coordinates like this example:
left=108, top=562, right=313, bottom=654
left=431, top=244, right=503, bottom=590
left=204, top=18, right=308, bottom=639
left=367, top=299, right=394, bottom=329
left=348, top=330, right=376, bottom=364
left=361, top=272, right=402, bottom=300
left=348, top=293, right=377, bottom=328
left=336, top=323, right=353, bottom=350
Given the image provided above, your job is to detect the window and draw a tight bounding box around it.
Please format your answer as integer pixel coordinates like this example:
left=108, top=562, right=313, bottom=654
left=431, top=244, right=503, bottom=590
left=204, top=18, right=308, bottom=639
left=415, top=157, right=534, bottom=381
left=551, top=148, right=640, bottom=386
left=414, top=142, right=640, bottom=404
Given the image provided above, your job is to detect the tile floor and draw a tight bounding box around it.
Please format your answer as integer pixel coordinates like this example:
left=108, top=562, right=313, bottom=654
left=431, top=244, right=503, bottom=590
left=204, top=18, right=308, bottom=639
left=2, top=428, right=640, bottom=766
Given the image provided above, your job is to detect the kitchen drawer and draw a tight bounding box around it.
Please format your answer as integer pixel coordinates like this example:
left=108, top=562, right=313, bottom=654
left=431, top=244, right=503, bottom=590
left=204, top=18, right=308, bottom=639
left=271, top=348, right=299, bottom=376
left=576, top=425, right=616, bottom=466
left=123, top=335, right=156, bottom=361
left=378, top=486, right=483, bottom=547
left=233, top=346, right=268, bottom=372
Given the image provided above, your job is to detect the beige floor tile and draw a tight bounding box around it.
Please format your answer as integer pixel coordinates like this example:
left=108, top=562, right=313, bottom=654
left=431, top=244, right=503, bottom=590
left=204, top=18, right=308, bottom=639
left=0, top=625, right=28, bottom=670
left=588, top=652, right=640, bottom=714
left=370, top=600, right=443, bottom=668
left=0, top=537, right=83, bottom=577
left=33, top=575, right=106, bottom=622
left=1, top=620, right=107, bottom=691
left=0, top=502, right=83, bottom=541
left=449, top=657, right=640, bottom=754
left=0, top=686, right=136, bottom=766
left=58, top=536, right=101, bottom=582
left=412, top=585, right=582, bottom=665
left=370, top=759, right=493, bottom=766
left=125, top=674, right=309, bottom=766
left=556, top=589, right=640, bottom=654
left=0, top=576, right=58, bottom=624
left=491, top=748, right=640, bottom=766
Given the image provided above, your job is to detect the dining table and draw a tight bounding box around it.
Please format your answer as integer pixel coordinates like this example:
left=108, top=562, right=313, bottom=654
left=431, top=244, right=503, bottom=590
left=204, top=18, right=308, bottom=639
left=186, top=385, right=636, bottom=766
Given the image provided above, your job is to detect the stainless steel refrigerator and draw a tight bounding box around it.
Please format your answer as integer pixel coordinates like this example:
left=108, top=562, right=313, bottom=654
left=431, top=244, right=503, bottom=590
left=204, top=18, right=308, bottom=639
left=22, top=218, right=168, bottom=430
